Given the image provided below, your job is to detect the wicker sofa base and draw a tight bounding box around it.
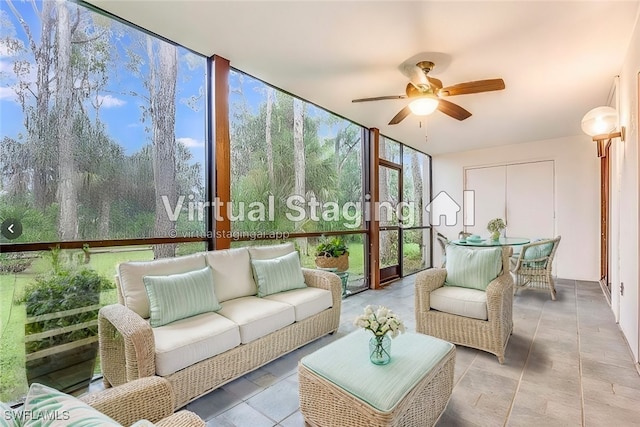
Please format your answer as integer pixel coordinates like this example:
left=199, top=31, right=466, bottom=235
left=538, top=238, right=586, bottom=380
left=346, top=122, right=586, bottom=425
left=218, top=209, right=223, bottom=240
left=99, top=268, right=342, bottom=409
left=165, top=305, right=338, bottom=408
left=298, top=345, right=455, bottom=427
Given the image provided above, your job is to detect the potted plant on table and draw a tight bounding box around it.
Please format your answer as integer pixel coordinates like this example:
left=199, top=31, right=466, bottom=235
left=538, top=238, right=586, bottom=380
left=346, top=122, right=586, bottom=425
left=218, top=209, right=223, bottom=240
left=314, top=236, right=349, bottom=272
left=487, top=218, right=506, bottom=241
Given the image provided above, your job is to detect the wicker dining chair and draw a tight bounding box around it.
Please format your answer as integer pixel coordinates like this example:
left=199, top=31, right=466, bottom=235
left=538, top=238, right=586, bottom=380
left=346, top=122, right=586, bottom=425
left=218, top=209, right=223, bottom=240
left=511, top=236, right=561, bottom=300
left=436, top=232, right=449, bottom=267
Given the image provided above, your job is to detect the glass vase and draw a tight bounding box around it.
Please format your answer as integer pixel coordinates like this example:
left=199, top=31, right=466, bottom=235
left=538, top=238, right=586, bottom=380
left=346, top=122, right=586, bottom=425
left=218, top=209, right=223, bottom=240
left=490, top=230, right=501, bottom=241
left=369, top=334, right=391, bottom=365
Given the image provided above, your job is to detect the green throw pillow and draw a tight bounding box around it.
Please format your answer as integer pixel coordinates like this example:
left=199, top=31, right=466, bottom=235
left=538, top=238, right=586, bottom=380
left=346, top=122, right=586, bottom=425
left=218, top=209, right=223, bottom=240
left=444, top=245, right=502, bottom=291
left=22, top=382, right=121, bottom=426
left=0, top=401, right=20, bottom=427
left=251, top=251, right=307, bottom=297
left=144, top=266, right=221, bottom=327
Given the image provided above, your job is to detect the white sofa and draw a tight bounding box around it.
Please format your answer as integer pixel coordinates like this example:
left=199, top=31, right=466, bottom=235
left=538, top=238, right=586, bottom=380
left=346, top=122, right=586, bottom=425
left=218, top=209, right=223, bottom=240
left=98, top=243, right=341, bottom=409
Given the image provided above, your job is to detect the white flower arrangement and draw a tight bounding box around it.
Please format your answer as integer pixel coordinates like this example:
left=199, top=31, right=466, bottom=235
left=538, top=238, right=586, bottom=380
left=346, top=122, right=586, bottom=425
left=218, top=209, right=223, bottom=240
left=487, top=218, right=506, bottom=233
left=354, top=305, right=406, bottom=338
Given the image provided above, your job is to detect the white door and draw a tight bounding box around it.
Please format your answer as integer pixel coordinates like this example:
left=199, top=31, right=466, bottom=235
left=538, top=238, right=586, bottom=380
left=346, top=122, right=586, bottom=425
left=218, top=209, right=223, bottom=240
left=506, top=161, right=555, bottom=239
left=465, top=162, right=554, bottom=239
left=464, top=166, right=506, bottom=237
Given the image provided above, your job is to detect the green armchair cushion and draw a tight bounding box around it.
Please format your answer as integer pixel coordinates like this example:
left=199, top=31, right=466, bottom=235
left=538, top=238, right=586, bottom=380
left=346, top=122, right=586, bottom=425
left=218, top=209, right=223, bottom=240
left=522, top=240, right=554, bottom=268
left=444, top=245, right=502, bottom=291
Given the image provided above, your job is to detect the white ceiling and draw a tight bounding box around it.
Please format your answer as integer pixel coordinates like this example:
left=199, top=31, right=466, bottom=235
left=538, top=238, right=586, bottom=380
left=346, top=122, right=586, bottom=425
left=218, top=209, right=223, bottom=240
left=87, top=0, right=639, bottom=155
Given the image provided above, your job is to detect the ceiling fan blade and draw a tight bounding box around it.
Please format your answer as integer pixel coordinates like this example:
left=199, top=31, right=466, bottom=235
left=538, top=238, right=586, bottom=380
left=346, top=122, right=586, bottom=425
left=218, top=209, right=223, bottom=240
left=427, top=76, right=443, bottom=89
left=389, top=106, right=412, bottom=125
left=352, top=95, right=406, bottom=103
left=439, top=79, right=505, bottom=96
left=438, top=99, right=472, bottom=121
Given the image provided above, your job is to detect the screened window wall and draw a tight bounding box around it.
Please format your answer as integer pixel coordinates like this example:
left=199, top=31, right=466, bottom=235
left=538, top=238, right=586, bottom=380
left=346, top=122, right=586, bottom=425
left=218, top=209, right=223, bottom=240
left=228, top=69, right=367, bottom=294
left=0, top=0, right=206, bottom=403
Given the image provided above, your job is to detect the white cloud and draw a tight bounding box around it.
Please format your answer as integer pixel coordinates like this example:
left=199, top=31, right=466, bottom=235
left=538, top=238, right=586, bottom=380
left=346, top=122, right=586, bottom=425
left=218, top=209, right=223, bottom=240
left=177, top=137, right=205, bottom=148
left=96, top=94, right=126, bottom=108
left=0, top=86, right=16, bottom=101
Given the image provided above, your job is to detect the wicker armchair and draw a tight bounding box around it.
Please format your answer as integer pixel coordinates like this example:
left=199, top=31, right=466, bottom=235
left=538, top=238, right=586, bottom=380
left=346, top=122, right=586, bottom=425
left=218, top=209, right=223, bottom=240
left=79, top=376, right=204, bottom=426
left=511, top=236, right=561, bottom=300
left=415, top=247, right=513, bottom=363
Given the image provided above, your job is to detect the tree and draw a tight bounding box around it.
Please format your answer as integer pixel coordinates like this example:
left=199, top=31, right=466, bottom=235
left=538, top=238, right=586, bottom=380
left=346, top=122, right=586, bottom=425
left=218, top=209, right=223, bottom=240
left=265, top=87, right=275, bottom=187
left=55, top=0, right=78, bottom=240
left=145, top=37, right=178, bottom=258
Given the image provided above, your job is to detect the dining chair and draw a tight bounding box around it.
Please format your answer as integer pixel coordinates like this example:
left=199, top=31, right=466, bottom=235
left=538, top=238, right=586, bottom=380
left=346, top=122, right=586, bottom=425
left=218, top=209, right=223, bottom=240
left=511, top=236, right=561, bottom=300
left=436, top=232, right=449, bottom=267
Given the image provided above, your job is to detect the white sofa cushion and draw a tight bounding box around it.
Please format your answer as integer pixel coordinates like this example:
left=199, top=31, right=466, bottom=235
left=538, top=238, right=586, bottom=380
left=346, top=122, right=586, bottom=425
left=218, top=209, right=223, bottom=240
left=118, top=253, right=206, bottom=318
left=205, top=247, right=257, bottom=302
left=264, top=287, right=332, bottom=321
left=247, top=243, right=295, bottom=260
left=152, top=311, right=241, bottom=376
left=217, top=296, right=295, bottom=344
left=430, top=286, right=488, bottom=321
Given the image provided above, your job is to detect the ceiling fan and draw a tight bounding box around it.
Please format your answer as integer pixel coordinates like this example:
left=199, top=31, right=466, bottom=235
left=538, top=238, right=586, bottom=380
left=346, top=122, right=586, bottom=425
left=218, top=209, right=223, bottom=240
left=352, top=61, right=505, bottom=125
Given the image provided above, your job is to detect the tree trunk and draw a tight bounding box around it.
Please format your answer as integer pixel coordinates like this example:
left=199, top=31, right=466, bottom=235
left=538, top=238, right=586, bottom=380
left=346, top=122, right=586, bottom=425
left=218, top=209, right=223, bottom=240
left=293, top=98, right=306, bottom=254
left=411, top=151, right=425, bottom=263
left=98, top=197, right=110, bottom=239
left=147, top=38, right=177, bottom=259
left=265, top=87, right=275, bottom=187
left=55, top=0, right=78, bottom=241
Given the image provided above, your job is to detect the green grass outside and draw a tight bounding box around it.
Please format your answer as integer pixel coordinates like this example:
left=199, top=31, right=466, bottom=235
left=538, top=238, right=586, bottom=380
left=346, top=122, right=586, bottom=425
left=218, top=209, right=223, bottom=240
left=0, top=242, right=369, bottom=402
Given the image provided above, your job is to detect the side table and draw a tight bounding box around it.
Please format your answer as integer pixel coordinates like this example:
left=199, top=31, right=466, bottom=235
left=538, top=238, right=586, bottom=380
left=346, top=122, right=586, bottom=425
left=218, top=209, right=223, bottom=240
left=317, top=268, right=349, bottom=298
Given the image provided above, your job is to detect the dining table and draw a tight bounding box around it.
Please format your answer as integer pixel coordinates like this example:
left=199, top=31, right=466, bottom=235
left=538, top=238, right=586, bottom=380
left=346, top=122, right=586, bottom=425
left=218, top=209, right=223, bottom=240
left=451, top=237, right=530, bottom=247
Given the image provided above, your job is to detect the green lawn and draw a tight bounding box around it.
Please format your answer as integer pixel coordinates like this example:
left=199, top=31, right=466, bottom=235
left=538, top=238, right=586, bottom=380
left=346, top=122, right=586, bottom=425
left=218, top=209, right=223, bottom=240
left=0, top=242, right=369, bottom=402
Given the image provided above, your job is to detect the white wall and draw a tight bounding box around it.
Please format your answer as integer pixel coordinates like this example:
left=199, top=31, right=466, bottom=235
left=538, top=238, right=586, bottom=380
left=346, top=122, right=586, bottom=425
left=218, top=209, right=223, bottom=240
left=432, top=135, right=600, bottom=281
left=611, top=5, right=640, bottom=362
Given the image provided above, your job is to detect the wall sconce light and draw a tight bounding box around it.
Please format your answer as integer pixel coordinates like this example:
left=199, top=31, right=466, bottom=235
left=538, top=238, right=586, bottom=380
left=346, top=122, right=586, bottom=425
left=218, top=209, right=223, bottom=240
left=408, top=95, right=439, bottom=116
left=581, top=106, right=626, bottom=157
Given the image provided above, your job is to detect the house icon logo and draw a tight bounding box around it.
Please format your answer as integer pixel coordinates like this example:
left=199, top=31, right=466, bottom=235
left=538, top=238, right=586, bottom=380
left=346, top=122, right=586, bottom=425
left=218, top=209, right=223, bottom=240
left=425, top=191, right=460, bottom=226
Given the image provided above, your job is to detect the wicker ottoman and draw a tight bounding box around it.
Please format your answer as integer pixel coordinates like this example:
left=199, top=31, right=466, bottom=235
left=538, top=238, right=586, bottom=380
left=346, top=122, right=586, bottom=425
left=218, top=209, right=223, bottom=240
left=298, top=331, right=455, bottom=427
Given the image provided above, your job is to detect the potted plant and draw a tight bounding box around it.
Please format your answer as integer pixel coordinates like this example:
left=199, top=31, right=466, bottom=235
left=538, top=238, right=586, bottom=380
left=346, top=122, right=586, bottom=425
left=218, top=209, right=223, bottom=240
left=487, top=218, right=506, bottom=241
left=17, top=247, right=112, bottom=393
left=315, top=236, right=349, bottom=272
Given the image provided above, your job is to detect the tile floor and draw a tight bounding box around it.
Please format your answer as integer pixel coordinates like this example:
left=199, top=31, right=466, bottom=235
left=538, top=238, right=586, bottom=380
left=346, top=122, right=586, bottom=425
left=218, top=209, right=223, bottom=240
left=183, top=277, right=640, bottom=426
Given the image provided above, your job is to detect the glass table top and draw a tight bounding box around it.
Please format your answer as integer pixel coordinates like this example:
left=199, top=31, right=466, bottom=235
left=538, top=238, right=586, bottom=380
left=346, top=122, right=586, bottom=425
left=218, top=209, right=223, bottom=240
left=451, top=237, right=530, bottom=247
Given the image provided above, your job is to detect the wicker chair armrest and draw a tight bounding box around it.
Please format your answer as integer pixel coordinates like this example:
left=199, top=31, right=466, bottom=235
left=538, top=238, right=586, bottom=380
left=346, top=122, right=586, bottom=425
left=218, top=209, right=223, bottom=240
left=485, top=272, right=514, bottom=321
left=415, top=268, right=447, bottom=312
left=302, top=268, right=343, bottom=308
left=155, top=410, right=206, bottom=427
left=80, top=377, right=173, bottom=426
left=98, top=304, right=156, bottom=387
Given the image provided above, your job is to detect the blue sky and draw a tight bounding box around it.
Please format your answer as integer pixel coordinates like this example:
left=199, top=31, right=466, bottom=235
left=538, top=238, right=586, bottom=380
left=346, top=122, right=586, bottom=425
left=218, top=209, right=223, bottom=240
left=0, top=0, right=206, bottom=165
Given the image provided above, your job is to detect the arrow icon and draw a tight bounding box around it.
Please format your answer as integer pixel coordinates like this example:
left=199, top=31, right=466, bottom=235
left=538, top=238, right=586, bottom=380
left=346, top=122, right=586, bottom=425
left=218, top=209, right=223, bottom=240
left=1, top=218, right=22, bottom=240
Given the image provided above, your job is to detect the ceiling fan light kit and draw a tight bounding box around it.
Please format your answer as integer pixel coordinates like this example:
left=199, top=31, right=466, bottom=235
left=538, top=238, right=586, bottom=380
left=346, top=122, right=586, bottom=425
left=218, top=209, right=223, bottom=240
left=409, top=96, right=439, bottom=116
left=351, top=60, right=506, bottom=125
